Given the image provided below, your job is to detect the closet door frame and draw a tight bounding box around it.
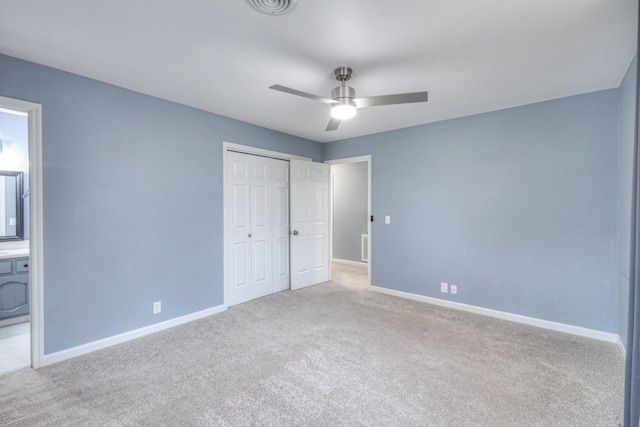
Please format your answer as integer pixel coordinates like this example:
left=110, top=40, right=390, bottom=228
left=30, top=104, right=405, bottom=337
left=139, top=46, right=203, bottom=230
left=222, top=142, right=311, bottom=308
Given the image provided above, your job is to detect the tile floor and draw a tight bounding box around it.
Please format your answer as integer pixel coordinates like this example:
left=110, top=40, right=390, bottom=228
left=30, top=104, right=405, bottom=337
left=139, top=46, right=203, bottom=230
left=0, top=321, right=30, bottom=375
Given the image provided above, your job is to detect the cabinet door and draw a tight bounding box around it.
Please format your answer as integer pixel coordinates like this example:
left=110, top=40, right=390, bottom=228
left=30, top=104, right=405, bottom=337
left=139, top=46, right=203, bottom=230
left=0, top=274, right=29, bottom=320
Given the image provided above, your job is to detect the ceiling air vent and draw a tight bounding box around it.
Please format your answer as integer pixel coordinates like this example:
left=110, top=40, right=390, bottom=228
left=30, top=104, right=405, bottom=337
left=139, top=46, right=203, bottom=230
left=246, top=0, right=297, bottom=15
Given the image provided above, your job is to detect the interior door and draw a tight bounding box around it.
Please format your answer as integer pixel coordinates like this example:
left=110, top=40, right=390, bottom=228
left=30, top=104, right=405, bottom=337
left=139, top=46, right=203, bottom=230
left=290, top=159, right=330, bottom=290
left=273, top=160, right=290, bottom=292
left=226, top=152, right=274, bottom=305
left=227, top=152, right=252, bottom=306
left=249, top=157, right=273, bottom=300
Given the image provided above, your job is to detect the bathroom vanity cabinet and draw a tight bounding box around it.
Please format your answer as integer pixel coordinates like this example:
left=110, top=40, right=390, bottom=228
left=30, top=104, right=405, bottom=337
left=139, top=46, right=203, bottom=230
left=0, top=257, right=29, bottom=322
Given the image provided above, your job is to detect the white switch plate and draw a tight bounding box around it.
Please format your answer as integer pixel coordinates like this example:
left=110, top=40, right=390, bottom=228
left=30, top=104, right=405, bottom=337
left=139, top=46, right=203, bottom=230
left=153, top=301, right=161, bottom=314
left=450, top=284, right=457, bottom=294
left=9, top=218, right=15, bottom=226
left=440, top=282, right=448, bottom=293
left=385, top=215, right=391, bottom=224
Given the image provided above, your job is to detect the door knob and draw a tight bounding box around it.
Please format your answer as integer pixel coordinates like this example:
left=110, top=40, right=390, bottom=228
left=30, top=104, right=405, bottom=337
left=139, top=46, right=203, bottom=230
left=248, top=233, right=252, bottom=238
left=292, top=230, right=299, bottom=236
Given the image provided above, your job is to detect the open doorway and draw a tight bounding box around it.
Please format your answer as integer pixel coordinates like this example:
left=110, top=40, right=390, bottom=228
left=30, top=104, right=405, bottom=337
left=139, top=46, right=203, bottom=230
left=327, top=156, right=371, bottom=290
left=0, top=107, right=30, bottom=374
left=0, top=96, right=43, bottom=372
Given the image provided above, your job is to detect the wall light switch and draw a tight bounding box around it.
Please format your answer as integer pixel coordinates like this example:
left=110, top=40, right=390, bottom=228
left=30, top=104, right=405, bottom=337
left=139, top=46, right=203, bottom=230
left=441, top=282, right=448, bottom=293
left=9, top=218, right=15, bottom=226
left=385, top=216, right=391, bottom=224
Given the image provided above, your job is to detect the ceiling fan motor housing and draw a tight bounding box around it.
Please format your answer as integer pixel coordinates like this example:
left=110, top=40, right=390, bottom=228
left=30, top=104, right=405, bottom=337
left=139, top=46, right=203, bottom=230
left=331, top=85, right=356, bottom=102
left=332, top=66, right=355, bottom=106
left=330, top=85, right=357, bottom=120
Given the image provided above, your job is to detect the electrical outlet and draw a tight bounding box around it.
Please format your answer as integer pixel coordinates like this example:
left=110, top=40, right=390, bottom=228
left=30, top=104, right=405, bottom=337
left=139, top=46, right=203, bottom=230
left=153, top=301, right=161, bottom=314
left=450, top=284, right=457, bottom=295
left=440, top=282, right=448, bottom=293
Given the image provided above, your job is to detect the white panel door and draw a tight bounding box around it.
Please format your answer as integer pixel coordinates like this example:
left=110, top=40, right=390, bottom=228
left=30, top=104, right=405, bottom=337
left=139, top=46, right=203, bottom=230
left=227, top=152, right=252, bottom=306
left=290, top=159, right=330, bottom=290
left=272, top=160, right=290, bottom=292
left=250, top=157, right=273, bottom=299
left=226, top=152, right=289, bottom=306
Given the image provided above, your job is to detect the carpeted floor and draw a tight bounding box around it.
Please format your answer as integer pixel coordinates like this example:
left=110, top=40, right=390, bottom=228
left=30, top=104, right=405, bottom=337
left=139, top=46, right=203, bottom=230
left=0, top=264, right=624, bottom=426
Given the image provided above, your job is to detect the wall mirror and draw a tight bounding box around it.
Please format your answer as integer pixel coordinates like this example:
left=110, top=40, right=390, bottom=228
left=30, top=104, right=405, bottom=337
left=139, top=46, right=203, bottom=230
left=0, top=171, right=23, bottom=241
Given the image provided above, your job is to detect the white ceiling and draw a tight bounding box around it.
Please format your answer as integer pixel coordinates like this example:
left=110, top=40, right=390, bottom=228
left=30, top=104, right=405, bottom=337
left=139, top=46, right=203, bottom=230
left=0, top=0, right=637, bottom=143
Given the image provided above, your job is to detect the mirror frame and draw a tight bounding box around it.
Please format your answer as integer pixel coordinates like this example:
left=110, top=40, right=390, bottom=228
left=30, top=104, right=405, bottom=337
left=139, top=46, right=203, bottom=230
left=0, top=170, right=24, bottom=242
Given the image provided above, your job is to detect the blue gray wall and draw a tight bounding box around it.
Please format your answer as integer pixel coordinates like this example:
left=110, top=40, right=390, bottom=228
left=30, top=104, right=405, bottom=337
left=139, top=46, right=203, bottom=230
left=0, top=54, right=322, bottom=354
left=0, top=51, right=632, bottom=354
left=332, top=162, right=368, bottom=263
left=325, top=90, right=620, bottom=333
left=619, top=57, right=637, bottom=348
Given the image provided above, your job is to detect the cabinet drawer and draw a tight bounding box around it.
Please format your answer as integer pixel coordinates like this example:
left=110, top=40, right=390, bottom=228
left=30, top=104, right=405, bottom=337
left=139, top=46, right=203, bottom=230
left=0, top=261, right=12, bottom=275
left=15, top=259, right=29, bottom=273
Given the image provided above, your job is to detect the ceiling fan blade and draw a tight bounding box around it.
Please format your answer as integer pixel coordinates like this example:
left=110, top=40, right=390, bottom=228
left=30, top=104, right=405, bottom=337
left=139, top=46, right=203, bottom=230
left=354, top=91, right=428, bottom=108
left=269, top=85, right=338, bottom=105
left=326, top=117, right=341, bottom=131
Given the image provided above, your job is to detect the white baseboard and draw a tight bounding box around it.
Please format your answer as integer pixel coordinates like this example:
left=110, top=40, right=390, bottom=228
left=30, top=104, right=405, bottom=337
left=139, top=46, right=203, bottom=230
left=615, top=335, right=626, bottom=357
left=369, top=286, right=621, bottom=345
left=42, top=304, right=227, bottom=366
left=332, top=258, right=368, bottom=267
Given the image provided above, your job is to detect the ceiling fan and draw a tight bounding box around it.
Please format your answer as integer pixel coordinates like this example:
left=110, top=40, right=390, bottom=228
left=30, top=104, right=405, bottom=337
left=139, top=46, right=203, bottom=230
left=269, top=66, right=429, bottom=131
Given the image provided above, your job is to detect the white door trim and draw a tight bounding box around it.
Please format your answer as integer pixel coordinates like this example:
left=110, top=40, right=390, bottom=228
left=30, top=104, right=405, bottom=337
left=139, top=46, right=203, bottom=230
left=222, top=142, right=311, bottom=307
left=223, top=142, right=312, bottom=162
left=0, top=95, right=44, bottom=369
left=325, top=155, right=372, bottom=288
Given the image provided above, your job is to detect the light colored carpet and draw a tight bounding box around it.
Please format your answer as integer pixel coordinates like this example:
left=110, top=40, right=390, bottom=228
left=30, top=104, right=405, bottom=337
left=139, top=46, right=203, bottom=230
left=0, top=266, right=623, bottom=426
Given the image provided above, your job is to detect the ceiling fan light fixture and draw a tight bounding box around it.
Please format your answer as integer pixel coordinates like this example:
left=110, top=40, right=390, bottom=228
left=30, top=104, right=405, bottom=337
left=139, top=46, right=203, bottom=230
left=269, top=65, right=428, bottom=131
left=331, top=101, right=357, bottom=120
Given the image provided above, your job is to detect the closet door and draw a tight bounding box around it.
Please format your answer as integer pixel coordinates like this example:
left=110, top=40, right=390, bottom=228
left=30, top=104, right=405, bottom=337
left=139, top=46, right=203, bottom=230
left=290, top=159, right=330, bottom=290
left=249, top=157, right=273, bottom=300
left=226, top=152, right=282, bottom=306
left=227, top=152, right=252, bottom=306
left=272, top=160, right=290, bottom=292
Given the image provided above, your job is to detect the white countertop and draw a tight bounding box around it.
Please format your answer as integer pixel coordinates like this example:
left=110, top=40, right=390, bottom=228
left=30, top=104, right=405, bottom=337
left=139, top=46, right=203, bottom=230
left=0, top=248, right=29, bottom=259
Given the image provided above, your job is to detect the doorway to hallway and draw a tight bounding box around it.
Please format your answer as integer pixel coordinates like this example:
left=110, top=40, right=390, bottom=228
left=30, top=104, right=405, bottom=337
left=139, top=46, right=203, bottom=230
left=327, top=156, right=371, bottom=288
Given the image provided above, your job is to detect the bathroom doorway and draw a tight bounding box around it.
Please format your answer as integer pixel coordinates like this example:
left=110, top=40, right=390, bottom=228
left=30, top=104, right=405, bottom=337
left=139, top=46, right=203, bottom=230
left=0, top=107, right=30, bottom=374
left=0, top=96, right=43, bottom=373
